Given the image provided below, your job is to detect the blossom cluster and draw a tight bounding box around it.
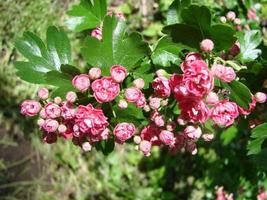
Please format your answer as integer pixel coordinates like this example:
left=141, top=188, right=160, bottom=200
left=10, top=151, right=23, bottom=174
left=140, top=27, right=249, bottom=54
left=20, top=39, right=266, bottom=156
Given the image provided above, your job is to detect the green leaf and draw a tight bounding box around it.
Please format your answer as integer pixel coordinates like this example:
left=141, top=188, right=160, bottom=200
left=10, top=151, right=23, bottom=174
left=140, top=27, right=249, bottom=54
left=60, top=64, right=80, bottom=76
left=45, top=71, right=74, bottom=98
left=66, top=0, right=107, bottom=32
left=100, top=138, right=115, bottom=156
left=166, top=0, right=191, bottom=25
left=163, top=5, right=236, bottom=50
left=220, top=126, right=238, bottom=146
left=151, top=36, right=185, bottom=67
left=181, top=5, right=211, bottom=33
left=220, top=80, right=252, bottom=109
left=15, top=26, right=72, bottom=83
left=237, top=30, right=262, bottom=63
left=247, top=123, right=267, bottom=155
left=82, top=16, right=148, bottom=75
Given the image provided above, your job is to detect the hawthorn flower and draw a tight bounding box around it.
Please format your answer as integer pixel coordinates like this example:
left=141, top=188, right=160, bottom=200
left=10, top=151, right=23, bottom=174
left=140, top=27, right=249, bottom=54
left=113, top=123, right=136, bottom=143
left=110, top=65, right=127, bottom=83
left=21, top=100, right=41, bottom=117
left=44, top=102, right=61, bottom=119
left=89, top=67, right=101, bottom=80
left=38, top=88, right=49, bottom=100
left=72, top=74, right=90, bottom=92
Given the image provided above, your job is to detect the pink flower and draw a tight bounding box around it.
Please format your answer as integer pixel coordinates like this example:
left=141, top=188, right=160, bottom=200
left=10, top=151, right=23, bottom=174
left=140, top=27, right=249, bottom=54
left=247, top=9, right=257, bottom=20
left=200, top=39, right=214, bottom=52
left=66, top=91, right=77, bottom=103
left=211, top=64, right=236, bottom=83
left=226, top=11, right=236, bottom=21
left=166, top=122, right=176, bottom=131
left=75, top=104, right=109, bottom=137
left=39, top=109, right=47, bottom=119
left=255, top=92, right=266, bottom=103
left=183, top=60, right=213, bottom=97
left=140, top=124, right=161, bottom=145
left=238, top=97, right=256, bottom=116
left=133, top=78, right=145, bottom=89
left=125, top=87, right=142, bottom=103
left=38, top=88, right=49, bottom=100
left=186, top=142, right=198, bottom=155
left=82, top=142, right=92, bottom=152
left=89, top=67, right=101, bottom=80
left=152, top=77, right=171, bottom=98
left=136, top=93, right=146, bottom=108
left=61, top=102, right=75, bottom=120
left=181, top=53, right=202, bottom=72
left=107, top=10, right=125, bottom=20
left=169, top=74, right=191, bottom=101
left=42, top=119, right=59, bottom=132
left=118, top=99, right=128, bottom=109
left=202, top=133, right=214, bottom=142
left=72, top=74, right=90, bottom=92
left=37, top=118, right=45, bottom=128
left=159, top=130, right=175, bottom=147
left=45, top=102, right=61, bottom=119
left=210, top=100, right=239, bottom=127
left=113, top=123, right=136, bottom=143
left=139, top=140, right=152, bottom=156
left=110, top=65, right=127, bottom=83
left=58, top=124, right=67, bottom=134
left=151, top=111, right=165, bottom=127
left=206, top=92, right=219, bottom=105
left=91, top=77, right=120, bottom=103
left=179, top=99, right=210, bottom=124
left=184, top=126, right=202, bottom=140
left=91, top=27, right=102, bottom=40
left=149, top=97, right=161, bottom=110
left=20, top=100, right=41, bottom=117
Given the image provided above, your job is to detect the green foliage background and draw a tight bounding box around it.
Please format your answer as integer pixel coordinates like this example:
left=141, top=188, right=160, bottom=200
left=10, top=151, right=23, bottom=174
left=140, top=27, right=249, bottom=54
left=0, top=0, right=267, bottom=200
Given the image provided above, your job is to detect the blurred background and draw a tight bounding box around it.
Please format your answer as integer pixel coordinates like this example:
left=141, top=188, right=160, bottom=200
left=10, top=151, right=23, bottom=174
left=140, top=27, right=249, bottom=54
left=1, top=0, right=267, bottom=199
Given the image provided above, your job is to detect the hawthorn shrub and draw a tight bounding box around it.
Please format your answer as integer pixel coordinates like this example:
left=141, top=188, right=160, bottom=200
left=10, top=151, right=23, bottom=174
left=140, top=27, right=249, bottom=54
left=12, top=0, right=267, bottom=199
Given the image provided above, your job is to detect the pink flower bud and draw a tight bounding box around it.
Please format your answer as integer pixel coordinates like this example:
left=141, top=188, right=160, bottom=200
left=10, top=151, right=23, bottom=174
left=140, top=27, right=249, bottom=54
left=133, top=136, right=141, bottom=144
left=43, top=119, right=59, bottom=133
left=125, top=87, right=142, bottom=103
left=54, top=97, right=62, bottom=105
left=200, top=39, right=214, bottom=52
left=166, top=122, right=176, bottom=131
left=38, top=88, right=49, bottom=100
left=159, top=130, right=175, bottom=146
left=58, top=124, right=67, bottom=134
left=110, top=65, right=127, bottom=83
left=220, top=16, right=227, bottom=23
left=37, top=118, right=45, bottom=128
left=100, top=128, right=110, bottom=140
left=44, top=102, right=61, bottom=119
left=82, top=142, right=92, bottom=152
left=72, top=74, right=90, bottom=92
left=136, top=94, right=147, bottom=108
left=39, top=109, right=47, bottom=119
left=202, top=133, right=214, bottom=142
left=234, top=18, right=241, bottom=25
left=133, top=78, right=145, bottom=89
left=255, top=92, right=267, bottom=103
left=149, top=97, right=161, bottom=110
left=184, top=126, right=202, bottom=140
left=139, top=140, right=152, bottom=156
left=247, top=8, right=257, bottom=20
left=206, top=92, right=219, bottom=105
left=161, top=99, right=168, bottom=106
left=91, top=27, right=102, bottom=40
left=118, top=99, right=128, bottom=109
left=177, top=117, right=187, bottom=125
left=226, top=11, right=236, bottom=21
left=21, top=100, right=41, bottom=117
left=186, top=142, right=198, bottom=155
left=154, top=115, right=165, bottom=127
left=66, top=91, right=77, bottom=103
left=113, top=123, right=136, bottom=143
left=88, top=67, right=101, bottom=80
left=230, top=42, right=240, bottom=57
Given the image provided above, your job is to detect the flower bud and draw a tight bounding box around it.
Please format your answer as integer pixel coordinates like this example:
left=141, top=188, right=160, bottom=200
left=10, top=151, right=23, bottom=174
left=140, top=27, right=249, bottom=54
left=91, top=27, right=102, bottom=40
left=88, top=67, right=101, bottom=80
left=66, top=91, right=77, bottom=103
left=82, top=142, right=92, bottom=152
left=154, top=115, right=165, bottom=127
left=166, top=122, right=176, bottom=132
left=177, top=117, right=187, bottom=125
left=58, top=124, right=67, bottom=134
left=118, top=99, right=128, bottom=109
left=234, top=18, right=241, bottom=25
left=37, top=118, right=45, bottom=128
left=186, top=142, right=198, bottom=155
left=133, top=78, right=145, bottom=89
left=133, top=136, right=142, bottom=144
left=184, top=126, right=202, bottom=140
left=200, top=39, right=214, bottom=52
left=43, top=119, right=59, bottom=133
left=110, top=65, right=127, bottom=83
left=255, top=92, right=266, bottom=103
left=156, top=69, right=168, bottom=77
left=220, top=16, right=227, bottom=23
left=202, top=133, right=214, bottom=142
left=149, top=97, right=161, bottom=110
left=161, top=99, right=168, bottom=106
left=54, top=97, right=62, bottom=105
left=159, top=130, right=175, bottom=146
left=143, top=105, right=150, bottom=112
left=72, top=74, right=90, bottom=92
left=139, top=140, right=152, bottom=156
left=38, top=88, right=49, bottom=100
left=39, top=109, right=47, bottom=119
left=226, top=11, right=236, bottom=21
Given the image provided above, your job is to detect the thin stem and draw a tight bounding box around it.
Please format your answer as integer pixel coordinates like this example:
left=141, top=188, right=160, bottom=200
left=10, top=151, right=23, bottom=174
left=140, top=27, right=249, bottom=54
left=109, top=102, right=117, bottom=118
